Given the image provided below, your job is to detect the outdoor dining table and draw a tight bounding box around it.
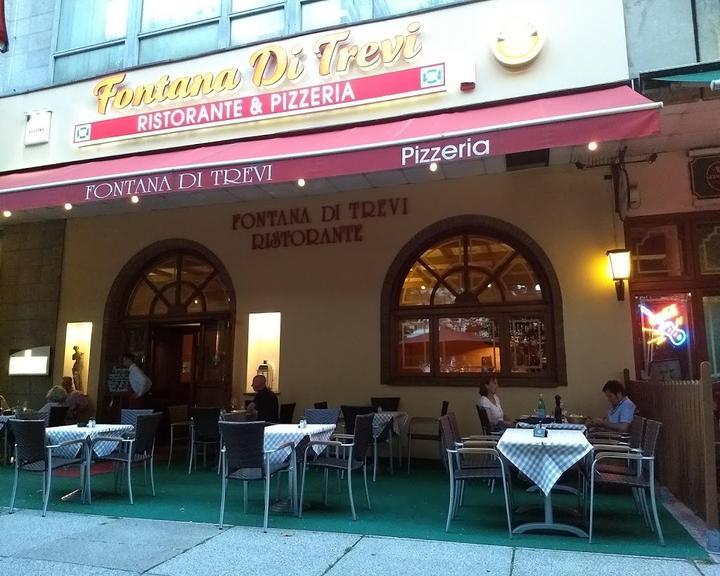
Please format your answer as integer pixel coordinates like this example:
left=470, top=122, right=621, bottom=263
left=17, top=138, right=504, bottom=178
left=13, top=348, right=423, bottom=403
left=46, top=423, right=135, bottom=459
left=496, top=427, right=592, bottom=537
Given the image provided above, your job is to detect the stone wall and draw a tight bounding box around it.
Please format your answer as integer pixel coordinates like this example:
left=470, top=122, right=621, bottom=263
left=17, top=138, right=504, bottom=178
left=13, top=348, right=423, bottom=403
left=0, top=221, right=65, bottom=409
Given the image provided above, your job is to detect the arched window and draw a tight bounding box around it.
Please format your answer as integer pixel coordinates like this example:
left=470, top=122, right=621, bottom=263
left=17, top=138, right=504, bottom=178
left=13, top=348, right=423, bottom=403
left=381, top=217, right=566, bottom=387
left=126, top=252, right=231, bottom=318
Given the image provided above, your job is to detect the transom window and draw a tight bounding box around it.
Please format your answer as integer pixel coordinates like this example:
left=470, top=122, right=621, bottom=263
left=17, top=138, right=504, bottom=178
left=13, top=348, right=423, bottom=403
left=382, top=222, right=565, bottom=387
left=126, top=252, right=232, bottom=317
left=53, top=0, right=469, bottom=84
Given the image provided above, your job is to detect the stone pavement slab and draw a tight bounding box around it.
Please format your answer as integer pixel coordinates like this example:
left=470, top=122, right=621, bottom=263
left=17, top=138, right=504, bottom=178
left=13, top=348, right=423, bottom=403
left=325, top=535, right=513, bottom=576
left=0, top=557, right=140, bottom=576
left=513, top=548, right=700, bottom=576
left=0, top=509, right=110, bottom=556
left=148, top=526, right=361, bottom=576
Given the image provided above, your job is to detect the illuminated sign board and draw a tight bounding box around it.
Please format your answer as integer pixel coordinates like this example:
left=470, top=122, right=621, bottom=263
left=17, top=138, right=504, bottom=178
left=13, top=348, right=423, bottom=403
left=640, top=303, right=688, bottom=347
left=73, top=22, right=444, bottom=145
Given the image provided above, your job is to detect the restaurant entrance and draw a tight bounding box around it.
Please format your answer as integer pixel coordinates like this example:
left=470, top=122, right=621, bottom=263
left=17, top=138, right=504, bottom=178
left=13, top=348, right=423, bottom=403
left=98, top=241, right=236, bottom=418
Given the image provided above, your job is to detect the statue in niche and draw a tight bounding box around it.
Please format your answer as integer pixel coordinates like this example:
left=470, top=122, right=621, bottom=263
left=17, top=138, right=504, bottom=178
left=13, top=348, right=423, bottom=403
left=72, top=345, right=85, bottom=392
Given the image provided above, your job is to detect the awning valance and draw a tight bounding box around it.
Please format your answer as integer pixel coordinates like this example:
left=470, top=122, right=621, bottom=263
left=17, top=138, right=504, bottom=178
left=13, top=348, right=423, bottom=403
left=0, top=85, right=661, bottom=213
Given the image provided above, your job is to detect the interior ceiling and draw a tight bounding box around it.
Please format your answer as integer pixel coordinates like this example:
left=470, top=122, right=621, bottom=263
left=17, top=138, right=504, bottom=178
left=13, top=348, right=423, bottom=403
left=3, top=94, right=720, bottom=229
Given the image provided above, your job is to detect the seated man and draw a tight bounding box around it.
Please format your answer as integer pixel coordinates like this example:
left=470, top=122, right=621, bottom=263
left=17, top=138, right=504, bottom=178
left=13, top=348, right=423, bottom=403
left=246, top=374, right=279, bottom=423
left=591, top=379, right=637, bottom=433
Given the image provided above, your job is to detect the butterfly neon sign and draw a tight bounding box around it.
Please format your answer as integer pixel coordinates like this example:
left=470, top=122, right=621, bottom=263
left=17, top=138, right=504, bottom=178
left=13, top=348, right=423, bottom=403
left=639, top=303, right=688, bottom=347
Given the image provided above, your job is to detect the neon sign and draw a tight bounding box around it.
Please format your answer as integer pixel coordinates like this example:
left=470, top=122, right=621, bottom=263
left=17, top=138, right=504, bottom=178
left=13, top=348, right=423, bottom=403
left=639, top=304, right=688, bottom=347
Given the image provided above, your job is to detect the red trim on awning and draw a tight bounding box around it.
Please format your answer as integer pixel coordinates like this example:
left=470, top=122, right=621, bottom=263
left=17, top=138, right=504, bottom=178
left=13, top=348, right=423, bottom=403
left=0, top=86, right=661, bottom=212
left=0, top=0, right=9, bottom=53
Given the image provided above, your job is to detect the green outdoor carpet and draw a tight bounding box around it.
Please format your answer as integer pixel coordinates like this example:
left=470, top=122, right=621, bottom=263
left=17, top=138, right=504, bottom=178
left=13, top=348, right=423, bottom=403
left=0, top=459, right=707, bottom=561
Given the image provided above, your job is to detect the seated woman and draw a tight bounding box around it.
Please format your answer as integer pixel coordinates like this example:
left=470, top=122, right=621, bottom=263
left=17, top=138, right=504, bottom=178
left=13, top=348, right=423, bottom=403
left=0, top=394, right=10, bottom=412
left=59, top=376, right=89, bottom=422
left=39, top=382, right=68, bottom=413
left=477, top=375, right=511, bottom=433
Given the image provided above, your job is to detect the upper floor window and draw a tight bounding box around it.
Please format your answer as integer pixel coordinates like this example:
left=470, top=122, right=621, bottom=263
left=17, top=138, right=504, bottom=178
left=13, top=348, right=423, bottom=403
left=53, top=0, right=470, bottom=84
left=381, top=217, right=566, bottom=387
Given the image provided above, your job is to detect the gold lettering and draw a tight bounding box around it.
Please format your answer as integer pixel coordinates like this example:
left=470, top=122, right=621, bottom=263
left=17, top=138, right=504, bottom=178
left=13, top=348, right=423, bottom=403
left=115, top=87, right=134, bottom=109
left=250, top=45, right=287, bottom=87
left=380, top=35, right=405, bottom=66
left=92, top=73, right=126, bottom=114
left=187, top=72, right=215, bottom=97
left=167, top=77, right=191, bottom=100
left=155, top=76, right=171, bottom=102
left=356, top=41, right=380, bottom=70
left=314, top=30, right=350, bottom=76
left=212, top=68, right=241, bottom=92
left=403, top=21, right=422, bottom=60
left=286, top=45, right=305, bottom=82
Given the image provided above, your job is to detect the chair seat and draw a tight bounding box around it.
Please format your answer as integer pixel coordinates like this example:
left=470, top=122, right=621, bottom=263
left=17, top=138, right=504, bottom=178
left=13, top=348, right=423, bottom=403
left=310, top=455, right=364, bottom=471
left=595, top=470, right=649, bottom=488
left=597, top=462, right=634, bottom=475
left=97, top=450, right=151, bottom=463
left=228, top=460, right=288, bottom=480
left=409, top=432, right=440, bottom=441
left=454, top=465, right=503, bottom=481
left=20, top=457, right=84, bottom=472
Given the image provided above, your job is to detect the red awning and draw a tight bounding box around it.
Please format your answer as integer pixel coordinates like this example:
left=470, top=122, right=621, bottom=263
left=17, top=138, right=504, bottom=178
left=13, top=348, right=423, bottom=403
left=0, top=86, right=661, bottom=212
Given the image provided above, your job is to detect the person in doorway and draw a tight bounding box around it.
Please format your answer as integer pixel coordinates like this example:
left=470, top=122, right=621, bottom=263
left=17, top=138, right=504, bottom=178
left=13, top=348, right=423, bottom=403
left=477, top=374, right=511, bottom=432
left=246, top=374, right=278, bottom=423
left=590, top=379, right=637, bottom=433
left=122, top=353, right=152, bottom=408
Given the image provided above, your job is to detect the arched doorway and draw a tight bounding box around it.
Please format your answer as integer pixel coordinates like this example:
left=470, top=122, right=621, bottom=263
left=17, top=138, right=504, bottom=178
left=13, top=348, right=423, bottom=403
left=99, top=240, right=235, bottom=418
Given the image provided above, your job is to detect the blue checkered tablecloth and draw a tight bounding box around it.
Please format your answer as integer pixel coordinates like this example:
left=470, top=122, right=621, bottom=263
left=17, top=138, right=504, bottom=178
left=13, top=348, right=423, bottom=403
left=120, top=409, right=155, bottom=427
left=372, top=411, right=408, bottom=439
left=263, top=423, right=336, bottom=466
left=516, top=422, right=587, bottom=432
left=0, top=414, right=12, bottom=432
left=45, top=424, right=134, bottom=459
left=497, top=428, right=591, bottom=496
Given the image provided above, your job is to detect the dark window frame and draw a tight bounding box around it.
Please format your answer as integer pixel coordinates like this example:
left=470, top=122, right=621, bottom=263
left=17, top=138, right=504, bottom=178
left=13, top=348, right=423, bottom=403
left=380, top=215, right=566, bottom=388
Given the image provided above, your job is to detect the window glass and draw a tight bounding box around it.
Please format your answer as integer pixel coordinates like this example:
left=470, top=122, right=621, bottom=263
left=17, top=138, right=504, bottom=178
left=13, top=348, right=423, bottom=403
left=205, top=277, right=232, bottom=312
left=127, top=280, right=156, bottom=316
left=468, top=237, right=512, bottom=272
left=57, top=0, right=128, bottom=50
left=509, top=318, right=546, bottom=373
left=696, top=223, right=720, bottom=275
left=703, top=296, right=720, bottom=378
left=141, top=0, right=221, bottom=32
left=635, top=294, right=692, bottom=379
left=54, top=46, right=126, bottom=84
left=230, top=9, right=286, bottom=46
left=139, top=23, right=220, bottom=65
left=396, top=319, right=430, bottom=373
left=628, top=224, right=684, bottom=277
left=420, top=238, right=463, bottom=277
left=181, top=256, right=213, bottom=285
left=146, top=257, right=178, bottom=290
left=438, top=317, right=500, bottom=373
left=301, top=0, right=358, bottom=31
left=231, top=0, right=283, bottom=10
left=500, top=257, right=542, bottom=301
left=400, top=264, right=433, bottom=306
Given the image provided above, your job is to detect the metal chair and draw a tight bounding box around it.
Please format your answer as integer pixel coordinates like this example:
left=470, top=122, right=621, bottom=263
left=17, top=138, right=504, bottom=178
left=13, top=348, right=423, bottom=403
left=589, top=418, right=664, bottom=545
left=439, top=415, right=513, bottom=535
left=370, top=397, right=400, bottom=411
left=121, top=409, right=154, bottom=427
left=279, top=403, right=296, bottom=424
left=303, top=407, right=340, bottom=425
left=167, top=404, right=191, bottom=469
left=299, top=413, right=373, bottom=520
left=89, top=412, right=162, bottom=504
left=188, top=407, right=221, bottom=473
left=48, top=406, right=69, bottom=427
left=8, top=419, right=87, bottom=516
left=407, top=400, right=449, bottom=472
left=218, top=421, right=295, bottom=531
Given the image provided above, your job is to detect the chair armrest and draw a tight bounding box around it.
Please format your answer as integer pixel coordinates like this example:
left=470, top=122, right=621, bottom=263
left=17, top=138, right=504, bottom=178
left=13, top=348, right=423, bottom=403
left=307, top=439, right=349, bottom=450
left=90, top=435, right=134, bottom=446
left=408, top=416, right=439, bottom=426
left=593, top=451, right=651, bottom=464
left=588, top=431, right=630, bottom=441
left=591, top=443, right=635, bottom=452
left=46, top=439, right=86, bottom=451
left=332, top=433, right=354, bottom=441
left=264, top=441, right=295, bottom=454
left=171, top=421, right=192, bottom=428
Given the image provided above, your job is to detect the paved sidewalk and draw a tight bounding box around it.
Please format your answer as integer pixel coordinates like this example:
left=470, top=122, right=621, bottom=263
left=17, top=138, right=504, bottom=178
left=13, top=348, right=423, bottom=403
left=0, top=508, right=718, bottom=576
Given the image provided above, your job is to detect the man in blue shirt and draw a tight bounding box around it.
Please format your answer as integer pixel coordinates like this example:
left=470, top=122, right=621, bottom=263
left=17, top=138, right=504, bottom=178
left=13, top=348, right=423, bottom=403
left=591, top=379, right=637, bottom=433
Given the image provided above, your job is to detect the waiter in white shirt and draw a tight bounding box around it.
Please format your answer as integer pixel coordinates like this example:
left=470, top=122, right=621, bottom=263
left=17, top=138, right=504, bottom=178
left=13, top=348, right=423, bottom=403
left=122, top=353, right=152, bottom=408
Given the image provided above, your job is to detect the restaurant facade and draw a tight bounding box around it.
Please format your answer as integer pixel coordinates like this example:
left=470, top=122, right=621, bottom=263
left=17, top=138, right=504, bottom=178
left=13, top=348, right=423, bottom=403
left=0, top=0, right=717, bottom=437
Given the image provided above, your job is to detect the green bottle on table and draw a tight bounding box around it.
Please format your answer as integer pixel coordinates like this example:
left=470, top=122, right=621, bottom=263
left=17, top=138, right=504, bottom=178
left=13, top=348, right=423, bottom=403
left=536, top=394, right=546, bottom=419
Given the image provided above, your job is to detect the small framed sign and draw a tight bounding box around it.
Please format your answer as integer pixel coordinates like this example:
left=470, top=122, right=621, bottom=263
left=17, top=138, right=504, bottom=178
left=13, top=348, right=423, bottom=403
left=690, top=155, right=720, bottom=199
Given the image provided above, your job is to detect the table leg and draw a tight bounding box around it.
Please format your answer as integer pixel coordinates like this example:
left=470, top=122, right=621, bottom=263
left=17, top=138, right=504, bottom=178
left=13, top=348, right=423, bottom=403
left=512, top=492, right=588, bottom=538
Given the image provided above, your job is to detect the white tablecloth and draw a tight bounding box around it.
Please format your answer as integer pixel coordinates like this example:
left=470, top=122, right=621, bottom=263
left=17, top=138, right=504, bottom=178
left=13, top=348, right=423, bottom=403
left=46, top=424, right=134, bottom=459
left=497, top=428, right=591, bottom=496
left=516, top=422, right=587, bottom=432
left=264, top=423, right=335, bottom=466
left=372, top=411, right=408, bottom=439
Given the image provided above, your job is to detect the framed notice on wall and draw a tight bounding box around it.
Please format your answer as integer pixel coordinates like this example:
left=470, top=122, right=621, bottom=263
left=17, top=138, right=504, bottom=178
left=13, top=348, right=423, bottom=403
left=106, top=366, right=130, bottom=394
left=690, top=155, right=720, bottom=199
